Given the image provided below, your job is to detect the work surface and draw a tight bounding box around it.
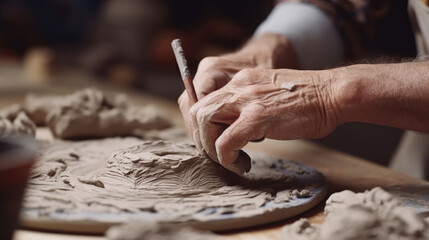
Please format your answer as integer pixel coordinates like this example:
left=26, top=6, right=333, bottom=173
left=1, top=67, right=427, bottom=240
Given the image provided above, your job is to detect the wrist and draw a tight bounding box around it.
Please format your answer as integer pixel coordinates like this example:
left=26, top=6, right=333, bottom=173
left=330, top=64, right=371, bottom=124
left=239, top=33, right=298, bottom=69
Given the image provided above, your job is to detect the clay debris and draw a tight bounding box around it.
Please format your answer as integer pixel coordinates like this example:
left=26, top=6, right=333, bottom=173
left=282, top=187, right=429, bottom=240
left=15, top=88, right=171, bottom=139
left=106, top=222, right=220, bottom=240
left=0, top=106, right=36, bottom=137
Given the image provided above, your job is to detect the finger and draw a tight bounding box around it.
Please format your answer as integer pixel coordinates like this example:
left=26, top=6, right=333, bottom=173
left=191, top=88, right=238, bottom=155
left=177, top=91, right=194, bottom=138
left=194, top=106, right=251, bottom=175
left=215, top=106, right=266, bottom=167
left=189, top=102, right=203, bottom=153
left=193, top=57, right=229, bottom=99
left=196, top=106, right=228, bottom=162
left=193, top=72, right=226, bottom=99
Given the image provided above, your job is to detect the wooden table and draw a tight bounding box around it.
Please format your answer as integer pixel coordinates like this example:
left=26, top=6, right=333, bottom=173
left=1, top=66, right=427, bottom=240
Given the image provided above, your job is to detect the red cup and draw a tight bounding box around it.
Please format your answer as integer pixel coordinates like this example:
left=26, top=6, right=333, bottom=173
left=0, top=137, right=36, bottom=240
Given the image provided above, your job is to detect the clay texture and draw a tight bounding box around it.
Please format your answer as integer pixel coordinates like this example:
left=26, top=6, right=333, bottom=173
left=106, top=222, right=220, bottom=240
left=23, top=138, right=320, bottom=227
left=283, top=187, right=429, bottom=240
left=24, top=88, right=171, bottom=139
left=0, top=107, right=36, bottom=137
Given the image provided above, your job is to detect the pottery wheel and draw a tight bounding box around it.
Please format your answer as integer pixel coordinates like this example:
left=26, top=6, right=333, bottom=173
left=20, top=138, right=327, bottom=233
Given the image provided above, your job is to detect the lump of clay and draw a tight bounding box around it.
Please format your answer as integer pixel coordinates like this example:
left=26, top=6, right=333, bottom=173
left=282, top=187, right=429, bottom=240
left=0, top=109, right=36, bottom=137
left=0, top=104, right=24, bottom=120
left=106, top=222, right=220, bottom=240
left=25, top=88, right=127, bottom=125
left=25, top=94, right=68, bottom=125
left=25, top=88, right=171, bottom=139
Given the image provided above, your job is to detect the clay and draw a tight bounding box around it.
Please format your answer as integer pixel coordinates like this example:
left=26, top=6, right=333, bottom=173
left=106, top=222, right=220, bottom=240
left=0, top=110, right=36, bottom=137
left=23, top=138, right=319, bottom=227
left=0, top=104, right=24, bottom=120
left=47, top=105, right=171, bottom=139
left=281, top=82, right=295, bottom=91
left=25, top=94, right=66, bottom=125
left=282, top=187, right=429, bottom=240
left=24, top=88, right=128, bottom=126
left=24, top=88, right=171, bottom=139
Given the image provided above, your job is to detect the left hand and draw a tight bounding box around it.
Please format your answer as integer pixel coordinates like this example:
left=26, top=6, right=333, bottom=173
left=189, top=68, right=342, bottom=167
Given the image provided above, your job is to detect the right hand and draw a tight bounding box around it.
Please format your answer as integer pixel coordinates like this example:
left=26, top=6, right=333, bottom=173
left=178, top=33, right=298, bottom=142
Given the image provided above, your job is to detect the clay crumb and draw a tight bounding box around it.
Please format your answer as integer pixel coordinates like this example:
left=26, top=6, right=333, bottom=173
left=292, top=189, right=311, bottom=198
left=281, top=82, right=295, bottom=91
left=283, top=187, right=429, bottom=240
left=78, top=176, right=105, bottom=188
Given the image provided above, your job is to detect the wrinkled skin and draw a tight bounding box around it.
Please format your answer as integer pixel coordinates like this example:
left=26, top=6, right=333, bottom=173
left=183, top=68, right=341, bottom=167
left=178, top=33, right=303, bottom=168
left=177, top=27, right=429, bottom=170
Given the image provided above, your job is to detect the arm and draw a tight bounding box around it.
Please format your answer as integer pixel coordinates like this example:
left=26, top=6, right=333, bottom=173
left=255, top=2, right=344, bottom=69
left=189, top=61, right=429, bottom=167
left=280, top=0, right=394, bottom=58
left=179, top=2, right=345, bottom=137
left=335, top=61, right=429, bottom=132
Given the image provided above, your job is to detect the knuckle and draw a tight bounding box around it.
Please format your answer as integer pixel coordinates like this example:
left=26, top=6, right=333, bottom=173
left=247, top=103, right=265, bottom=113
left=189, top=105, right=197, bottom=119
left=234, top=68, right=254, bottom=81
left=195, top=107, right=206, bottom=124
left=198, top=56, right=221, bottom=70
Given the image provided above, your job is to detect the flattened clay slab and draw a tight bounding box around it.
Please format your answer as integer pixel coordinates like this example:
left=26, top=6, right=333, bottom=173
left=21, top=138, right=327, bottom=233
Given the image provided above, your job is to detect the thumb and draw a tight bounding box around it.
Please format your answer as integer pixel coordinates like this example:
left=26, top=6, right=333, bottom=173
left=215, top=108, right=266, bottom=167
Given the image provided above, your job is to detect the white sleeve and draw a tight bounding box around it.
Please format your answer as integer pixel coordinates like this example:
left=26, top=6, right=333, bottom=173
left=255, top=2, right=345, bottom=70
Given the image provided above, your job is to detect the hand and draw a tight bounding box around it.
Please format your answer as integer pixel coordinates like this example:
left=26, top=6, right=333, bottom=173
left=177, top=34, right=298, bottom=174
left=189, top=68, right=342, bottom=167
left=178, top=33, right=297, bottom=136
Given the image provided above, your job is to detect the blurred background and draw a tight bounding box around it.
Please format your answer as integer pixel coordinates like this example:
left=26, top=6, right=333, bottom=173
left=0, top=0, right=418, bottom=169
left=0, top=0, right=273, bottom=98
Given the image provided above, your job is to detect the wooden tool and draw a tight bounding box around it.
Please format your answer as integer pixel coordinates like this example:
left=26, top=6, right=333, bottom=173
left=171, top=39, right=198, bottom=104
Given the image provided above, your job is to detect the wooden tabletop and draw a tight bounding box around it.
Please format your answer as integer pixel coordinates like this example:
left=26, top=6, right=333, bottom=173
left=2, top=66, right=427, bottom=240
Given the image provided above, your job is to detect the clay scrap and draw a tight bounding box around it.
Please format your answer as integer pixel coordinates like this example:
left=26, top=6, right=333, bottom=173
left=282, top=187, right=429, bottom=240
left=24, top=88, right=126, bottom=126
left=0, top=106, right=36, bottom=137
left=23, top=88, right=171, bottom=139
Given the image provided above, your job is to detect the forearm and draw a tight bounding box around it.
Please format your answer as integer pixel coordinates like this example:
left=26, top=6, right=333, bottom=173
left=333, top=61, right=429, bottom=132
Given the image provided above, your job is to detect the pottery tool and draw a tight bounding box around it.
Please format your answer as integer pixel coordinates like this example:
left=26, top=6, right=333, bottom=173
left=171, top=39, right=198, bottom=104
